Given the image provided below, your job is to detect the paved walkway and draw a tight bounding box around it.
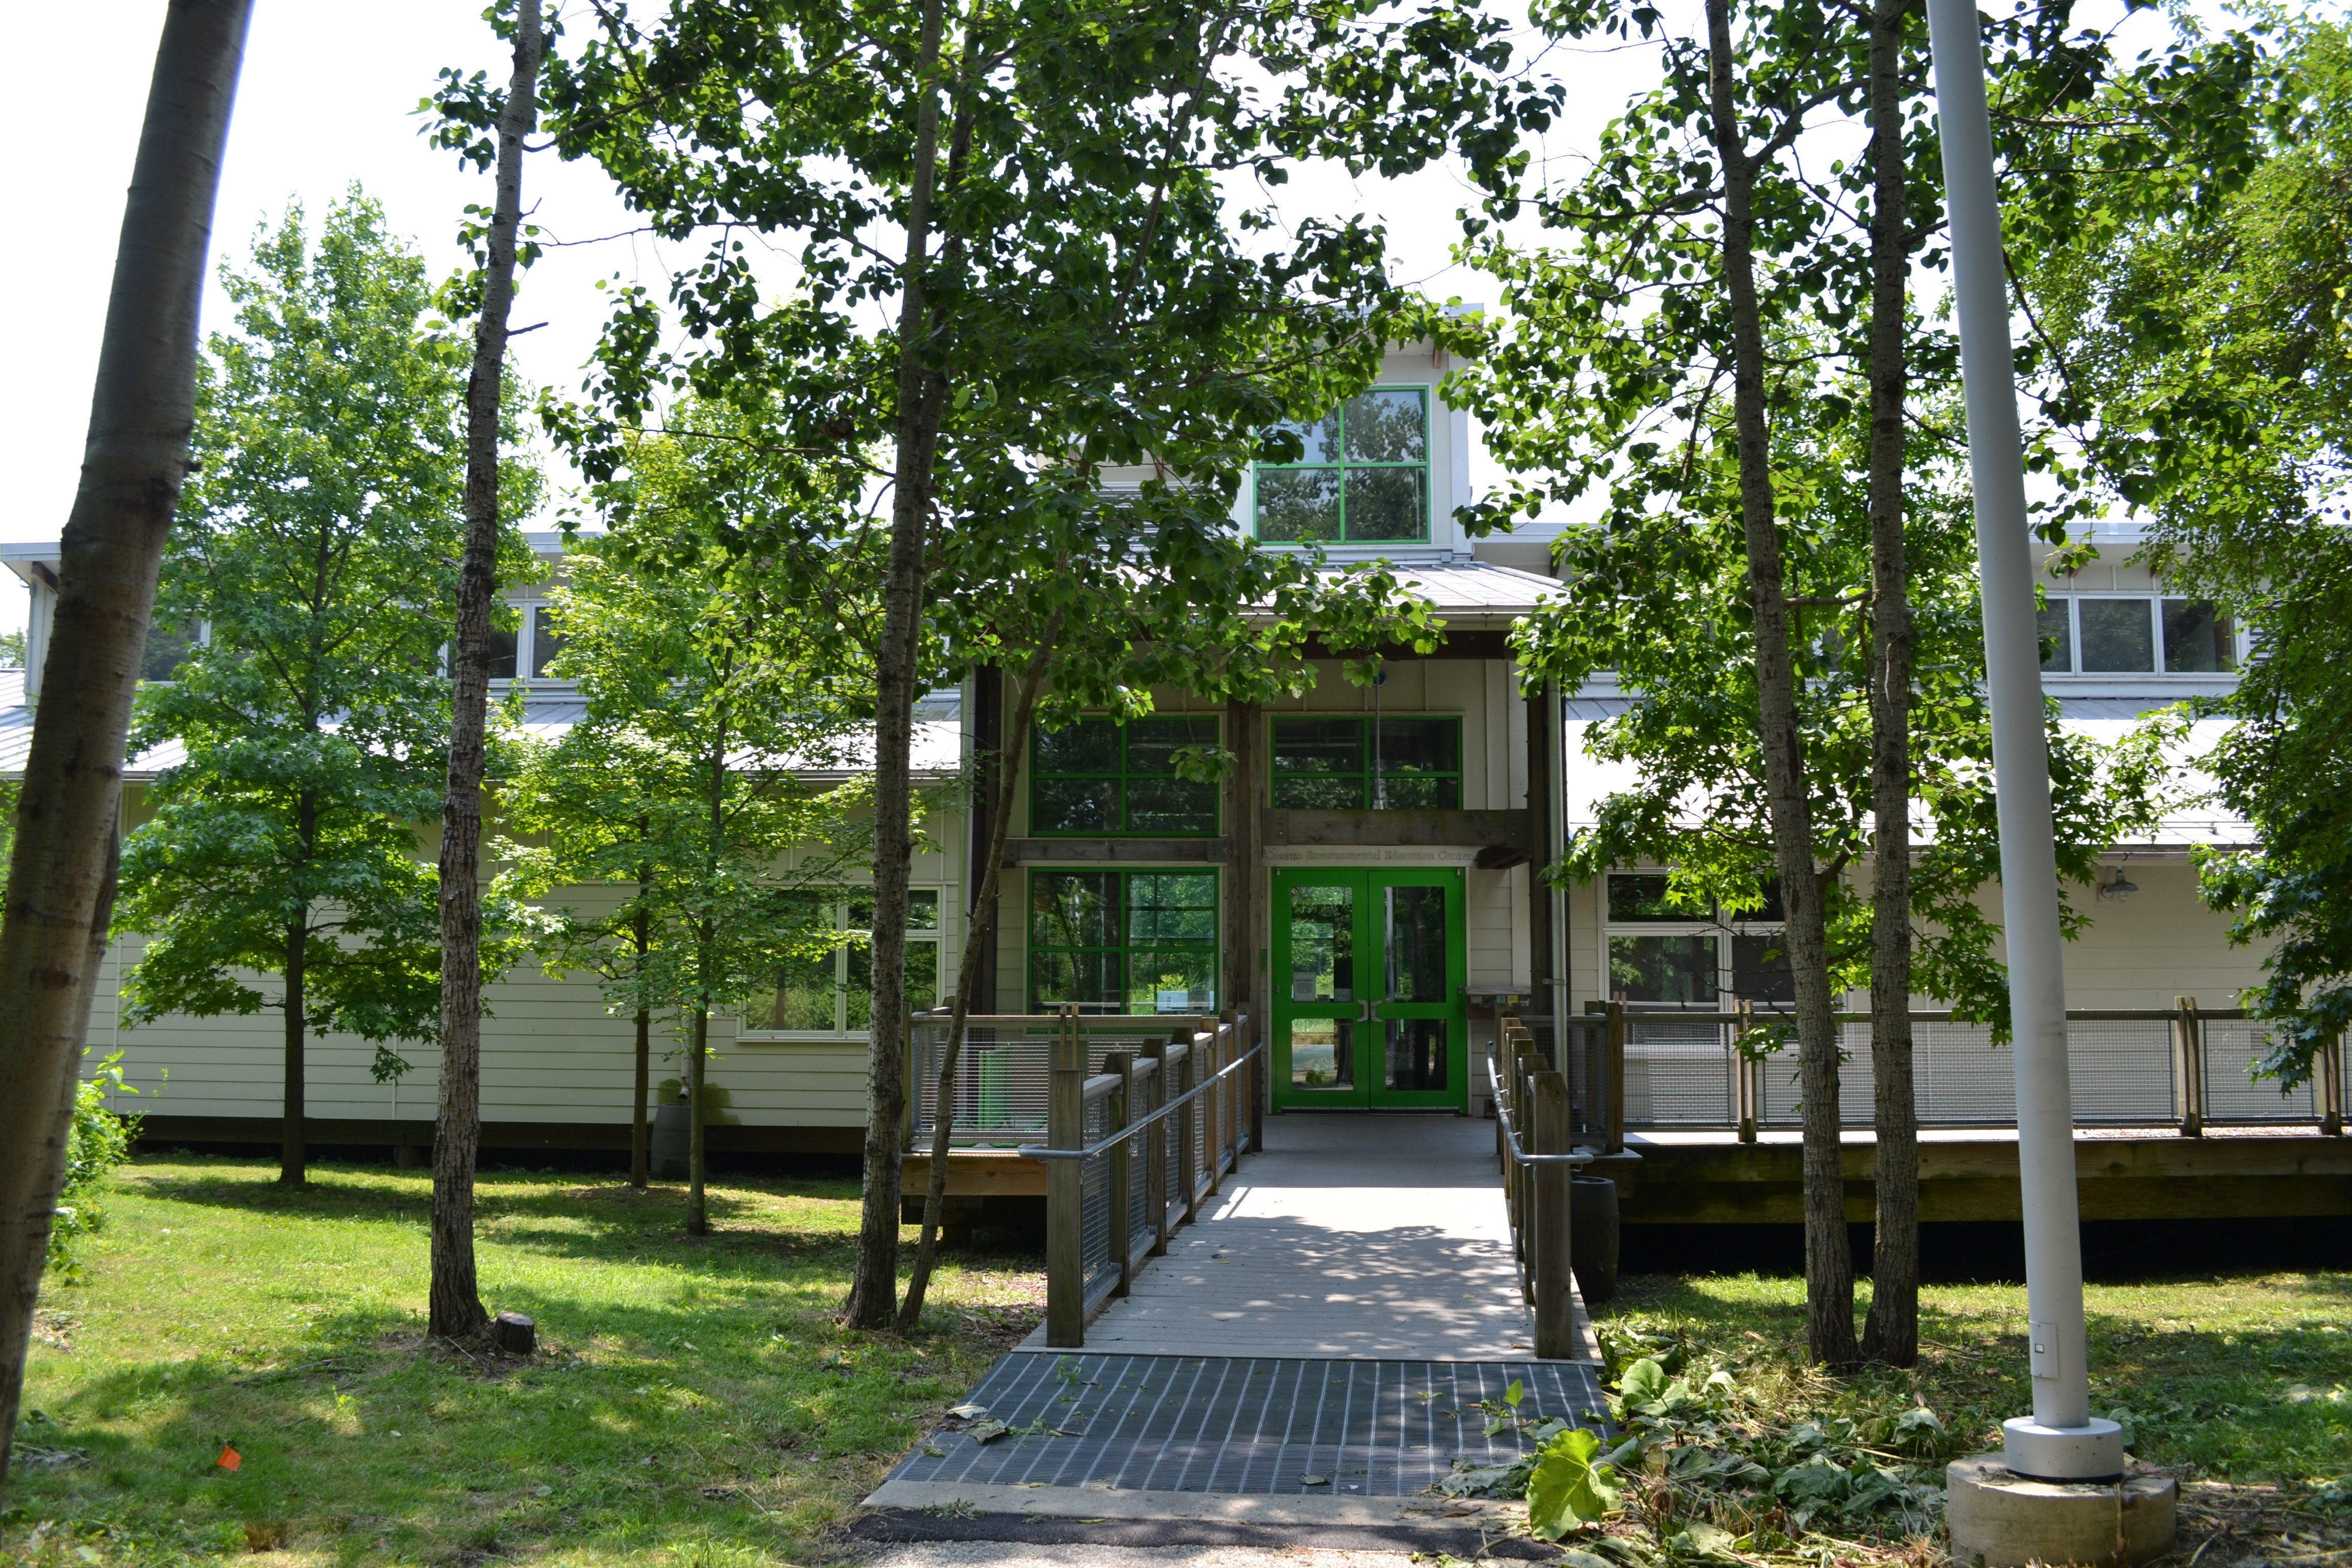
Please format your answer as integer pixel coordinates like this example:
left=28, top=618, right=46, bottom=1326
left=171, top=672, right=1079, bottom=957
left=1019, top=1112, right=1591, bottom=1361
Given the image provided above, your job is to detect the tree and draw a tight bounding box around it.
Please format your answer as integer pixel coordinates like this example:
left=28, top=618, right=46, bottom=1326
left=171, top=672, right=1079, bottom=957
left=0, top=0, right=252, bottom=1503
left=114, top=193, right=480, bottom=1189
left=542, top=0, right=1555, bottom=1327
left=2019, top=20, right=2344, bottom=1087
left=506, top=421, right=876, bottom=1235
left=423, top=0, right=546, bottom=1345
left=1454, top=0, right=2216, bottom=1364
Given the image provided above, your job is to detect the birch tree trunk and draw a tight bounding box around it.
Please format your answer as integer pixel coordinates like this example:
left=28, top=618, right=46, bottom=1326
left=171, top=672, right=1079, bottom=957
left=899, top=630, right=1057, bottom=1330
left=846, top=0, right=952, bottom=1330
left=430, top=0, right=542, bottom=1343
left=281, top=915, right=307, bottom=1185
left=1859, top=0, right=1921, bottom=1368
left=0, top=0, right=253, bottom=1503
left=1704, top=0, right=1859, bottom=1367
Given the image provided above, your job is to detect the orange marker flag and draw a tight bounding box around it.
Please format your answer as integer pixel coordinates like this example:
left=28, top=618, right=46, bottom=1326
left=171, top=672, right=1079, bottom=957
left=216, top=1444, right=241, bottom=1472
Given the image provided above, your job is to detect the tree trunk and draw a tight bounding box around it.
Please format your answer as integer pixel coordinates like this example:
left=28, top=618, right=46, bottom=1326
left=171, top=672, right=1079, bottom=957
left=899, top=628, right=1057, bottom=1331
left=630, top=870, right=650, bottom=1191
left=281, top=913, right=307, bottom=1186
left=687, top=998, right=710, bottom=1235
left=0, top=0, right=251, bottom=1507
left=429, top=0, right=542, bottom=1344
left=1859, top=0, right=1921, bottom=1369
left=846, top=0, right=952, bottom=1330
left=1704, top=0, right=1859, bottom=1368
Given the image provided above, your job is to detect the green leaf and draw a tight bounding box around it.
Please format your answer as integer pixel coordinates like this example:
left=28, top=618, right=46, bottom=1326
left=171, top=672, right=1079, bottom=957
left=1526, top=1427, right=1621, bottom=1539
left=1618, top=1356, right=1668, bottom=1408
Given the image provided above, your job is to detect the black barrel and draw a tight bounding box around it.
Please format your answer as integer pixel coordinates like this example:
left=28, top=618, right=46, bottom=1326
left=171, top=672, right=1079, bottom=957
left=650, top=1099, right=692, bottom=1181
left=1571, top=1174, right=1620, bottom=1303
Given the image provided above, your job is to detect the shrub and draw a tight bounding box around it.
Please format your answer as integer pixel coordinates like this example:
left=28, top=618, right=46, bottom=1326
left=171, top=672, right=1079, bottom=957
left=48, top=1051, right=142, bottom=1279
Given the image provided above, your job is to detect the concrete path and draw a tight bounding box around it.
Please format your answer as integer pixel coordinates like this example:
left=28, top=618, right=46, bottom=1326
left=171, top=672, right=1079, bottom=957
left=1018, top=1111, right=1591, bottom=1361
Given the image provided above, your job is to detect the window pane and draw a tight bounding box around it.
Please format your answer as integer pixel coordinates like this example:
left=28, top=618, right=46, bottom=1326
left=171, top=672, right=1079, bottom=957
left=1386, top=885, right=1449, bottom=1002
left=1374, top=718, right=1457, bottom=774
left=1343, top=466, right=1428, bottom=541
left=140, top=622, right=199, bottom=682
left=1609, top=934, right=1719, bottom=1006
left=1127, top=948, right=1215, bottom=1014
left=1374, top=774, right=1459, bottom=810
left=1031, top=872, right=1119, bottom=950
left=531, top=604, right=567, bottom=678
left=1343, top=390, right=1428, bottom=463
left=2038, top=600, right=2073, bottom=673
left=1034, top=777, right=1120, bottom=834
left=1035, top=718, right=1119, bottom=773
left=1124, top=716, right=1217, bottom=775
left=907, top=889, right=940, bottom=931
left=1130, top=873, right=1217, bottom=944
left=2078, top=598, right=2156, bottom=672
left=1731, top=933, right=1795, bottom=1008
left=749, top=944, right=839, bottom=1032
left=1384, top=1018, right=1447, bottom=1091
left=1290, top=1017, right=1354, bottom=1089
left=1267, top=409, right=1342, bottom=465
left=1272, top=718, right=1362, bottom=773
left=1125, top=777, right=1216, bottom=834
left=487, top=622, right=519, bottom=680
left=2162, top=598, right=2236, bottom=673
left=1286, top=883, right=1356, bottom=1001
left=1031, top=949, right=1122, bottom=1013
left=1273, top=775, right=1365, bottom=810
left=845, top=936, right=942, bottom=1026
left=1607, top=873, right=1689, bottom=923
left=1256, top=468, right=1341, bottom=542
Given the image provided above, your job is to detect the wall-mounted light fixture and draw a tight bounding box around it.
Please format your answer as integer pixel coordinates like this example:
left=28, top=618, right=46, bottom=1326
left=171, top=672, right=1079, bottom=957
left=2096, top=866, right=2140, bottom=902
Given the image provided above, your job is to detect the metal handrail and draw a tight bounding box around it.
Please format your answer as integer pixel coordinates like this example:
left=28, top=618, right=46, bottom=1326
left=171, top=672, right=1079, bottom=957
left=1489, top=1052, right=1594, bottom=1169
left=1019, top=1034, right=1266, bottom=1162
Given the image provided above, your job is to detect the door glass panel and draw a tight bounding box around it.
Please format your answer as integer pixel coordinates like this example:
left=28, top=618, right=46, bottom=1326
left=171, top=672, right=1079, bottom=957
left=1385, top=1019, right=1448, bottom=1091
left=1386, top=885, right=1449, bottom=1002
left=1291, top=1017, right=1354, bottom=1089
left=1287, top=883, right=1355, bottom=1001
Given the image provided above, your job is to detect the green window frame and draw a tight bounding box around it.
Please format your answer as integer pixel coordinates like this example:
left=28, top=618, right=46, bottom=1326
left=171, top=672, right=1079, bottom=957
left=1028, top=870, right=1219, bottom=1015
left=1253, top=387, right=1432, bottom=544
left=1030, top=716, right=1220, bottom=836
left=1269, top=716, right=1462, bottom=811
left=742, top=890, right=940, bottom=1036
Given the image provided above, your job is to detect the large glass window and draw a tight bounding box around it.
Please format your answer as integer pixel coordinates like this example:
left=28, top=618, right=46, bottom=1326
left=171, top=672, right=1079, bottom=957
left=743, top=890, right=940, bottom=1035
left=1254, top=389, right=1431, bottom=544
left=1031, top=717, right=1219, bottom=836
left=1270, top=716, right=1461, bottom=810
left=1603, top=872, right=1788, bottom=1011
left=1030, top=870, right=1217, bottom=1014
left=2161, top=598, right=2236, bottom=673
left=2036, top=595, right=2238, bottom=675
left=2078, top=597, right=2157, bottom=672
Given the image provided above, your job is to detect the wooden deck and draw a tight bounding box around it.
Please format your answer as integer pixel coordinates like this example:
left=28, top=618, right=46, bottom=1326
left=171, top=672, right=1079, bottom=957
left=1017, top=1111, right=1597, bottom=1361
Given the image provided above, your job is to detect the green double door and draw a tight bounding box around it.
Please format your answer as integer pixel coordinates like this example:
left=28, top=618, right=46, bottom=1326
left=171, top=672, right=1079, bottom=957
left=1270, top=866, right=1468, bottom=1110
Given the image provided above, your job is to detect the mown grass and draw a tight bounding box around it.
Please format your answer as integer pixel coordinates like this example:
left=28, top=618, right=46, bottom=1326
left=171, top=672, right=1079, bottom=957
left=9, top=1157, right=1041, bottom=1568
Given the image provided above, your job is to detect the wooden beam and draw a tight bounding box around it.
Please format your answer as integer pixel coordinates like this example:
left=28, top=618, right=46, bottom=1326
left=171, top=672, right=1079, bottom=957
left=1262, top=807, right=1531, bottom=851
left=1007, top=837, right=1231, bottom=865
left=1302, top=629, right=1515, bottom=662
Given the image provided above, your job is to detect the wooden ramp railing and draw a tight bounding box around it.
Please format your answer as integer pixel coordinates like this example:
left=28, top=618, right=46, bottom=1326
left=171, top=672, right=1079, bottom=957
left=1004, top=1009, right=1263, bottom=1348
left=1492, top=1015, right=1591, bottom=1360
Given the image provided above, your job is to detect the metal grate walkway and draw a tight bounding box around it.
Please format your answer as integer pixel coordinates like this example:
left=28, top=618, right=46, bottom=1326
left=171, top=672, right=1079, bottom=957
left=880, top=1351, right=1605, bottom=1499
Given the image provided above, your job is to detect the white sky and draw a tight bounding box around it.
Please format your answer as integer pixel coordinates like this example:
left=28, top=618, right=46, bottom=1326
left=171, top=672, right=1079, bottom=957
left=0, top=0, right=2177, bottom=643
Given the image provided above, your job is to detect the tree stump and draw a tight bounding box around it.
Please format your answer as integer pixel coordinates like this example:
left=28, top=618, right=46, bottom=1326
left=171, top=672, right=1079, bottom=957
left=491, top=1311, right=536, bottom=1356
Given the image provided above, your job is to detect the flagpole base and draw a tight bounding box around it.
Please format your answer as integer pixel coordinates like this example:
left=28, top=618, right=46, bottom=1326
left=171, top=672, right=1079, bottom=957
left=1946, top=1452, right=2175, bottom=1568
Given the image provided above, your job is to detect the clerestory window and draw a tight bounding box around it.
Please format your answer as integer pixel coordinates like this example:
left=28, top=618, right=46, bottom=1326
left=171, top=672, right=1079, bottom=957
left=1030, top=717, right=1220, bottom=836
left=1254, top=388, right=1431, bottom=544
left=1270, top=716, right=1461, bottom=810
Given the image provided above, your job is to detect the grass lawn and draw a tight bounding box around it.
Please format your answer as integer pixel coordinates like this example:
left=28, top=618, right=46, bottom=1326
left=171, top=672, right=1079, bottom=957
left=10, top=1155, right=2348, bottom=1567
left=10, top=1157, right=1041, bottom=1568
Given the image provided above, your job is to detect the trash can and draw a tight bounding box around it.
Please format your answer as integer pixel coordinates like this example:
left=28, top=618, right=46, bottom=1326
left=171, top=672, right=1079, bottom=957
left=650, top=1096, right=692, bottom=1181
left=1571, top=1174, right=1620, bottom=1303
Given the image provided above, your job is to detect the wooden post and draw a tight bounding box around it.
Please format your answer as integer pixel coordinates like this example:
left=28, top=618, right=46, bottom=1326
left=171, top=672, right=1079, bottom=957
left=1605, top=999, right=1627, bottom=1154
left=1247, top=1010, right=1266, bottom=1154
left=2320, top=1028, right=2344, bottom=1138
left=1532, top=1070, right=1574, bottom=1360
left=2173, top=995, right=2204, bottom=1139
left=1105, top=1049, right=1133, bottom=1296
left=1735, top=998, right=1758, bottom=1145
left=1141, top=1036, right=1171, bottom=1254
left=1176, top=1032, right=1199, bottom=1225
left=1045, top=1004, right=1085, bottom=1348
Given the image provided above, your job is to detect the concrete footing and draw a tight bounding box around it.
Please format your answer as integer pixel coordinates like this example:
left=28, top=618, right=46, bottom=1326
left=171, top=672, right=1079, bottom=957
left=1946, top=1454, right=2177, bottom=1568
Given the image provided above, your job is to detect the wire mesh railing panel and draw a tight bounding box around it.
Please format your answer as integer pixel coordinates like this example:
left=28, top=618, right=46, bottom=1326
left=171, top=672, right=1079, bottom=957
left=2202, top=1020, right=2316, bottom=1123
left=1911, top=1019, right=2012, bottom=1125
left=910, top=1016, right=1198, bottom=1142
left=1623, top=1019, right=1734, bottom=1125
left=1080, top=1093, right=1118, bottom=1306
left=2064, top=1021, right=2176, bottom=1125
left=1752, top=1027, right=1872, bottom=1128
